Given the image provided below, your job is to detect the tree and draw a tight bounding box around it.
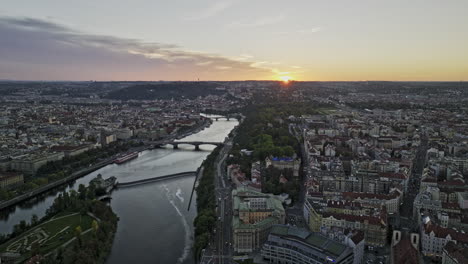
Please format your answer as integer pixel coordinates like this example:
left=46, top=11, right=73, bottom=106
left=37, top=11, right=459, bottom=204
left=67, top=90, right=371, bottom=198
left=30, top=241, right=40, bottom=257
left=31, top=214, right=39, bottom=226
left=75, top=225, right=83, bottom=247
left=87, top=184, right=96, bottom=200
left=19, top=220, right=27, bottom=231
left=92, top=220, right=99, bottom=234
left=78, top=184, right=87, bottom=200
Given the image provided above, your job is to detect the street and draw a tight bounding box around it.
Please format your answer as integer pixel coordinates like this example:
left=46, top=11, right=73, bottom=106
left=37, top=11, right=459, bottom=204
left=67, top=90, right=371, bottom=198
left=200, top=138, right=235, bottom=264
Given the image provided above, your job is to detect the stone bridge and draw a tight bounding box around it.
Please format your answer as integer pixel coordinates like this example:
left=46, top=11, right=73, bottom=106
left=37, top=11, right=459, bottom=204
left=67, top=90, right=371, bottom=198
left=211, top=114, right=240, bottom=121
left=155, top=141, right=224, bottom=150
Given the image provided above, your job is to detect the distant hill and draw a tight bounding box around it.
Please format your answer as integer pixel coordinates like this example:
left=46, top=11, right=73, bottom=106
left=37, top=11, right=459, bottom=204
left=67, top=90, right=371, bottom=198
left=105, top=82, right=226, bottom=100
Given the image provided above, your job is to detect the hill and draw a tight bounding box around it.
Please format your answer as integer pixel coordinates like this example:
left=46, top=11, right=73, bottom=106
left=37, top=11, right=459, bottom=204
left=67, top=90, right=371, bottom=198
left=105, top=82, right=226, bottom=100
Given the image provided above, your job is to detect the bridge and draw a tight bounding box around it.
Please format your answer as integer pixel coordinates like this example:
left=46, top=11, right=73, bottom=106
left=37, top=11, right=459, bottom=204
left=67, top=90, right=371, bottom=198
left=202, top=113, right=241, bottom=121
left=115, top=171, right=197, bottom=188
left=155, top=141, right=224, bottom=151
left=210, top=114, right=240, bottom=121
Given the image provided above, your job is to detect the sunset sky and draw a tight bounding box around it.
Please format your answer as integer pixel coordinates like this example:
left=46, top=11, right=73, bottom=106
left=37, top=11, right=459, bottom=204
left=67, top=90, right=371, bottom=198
left=1, top=0, right=467, bottom=81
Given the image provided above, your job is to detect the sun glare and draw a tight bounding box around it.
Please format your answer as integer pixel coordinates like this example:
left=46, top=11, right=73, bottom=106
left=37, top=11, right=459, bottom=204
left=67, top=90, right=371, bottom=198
left=280, top=76, right=292, bottom=83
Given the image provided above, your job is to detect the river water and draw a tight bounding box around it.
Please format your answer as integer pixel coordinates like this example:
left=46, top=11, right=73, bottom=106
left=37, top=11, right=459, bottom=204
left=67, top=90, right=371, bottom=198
left=0, top=118, right=238, bottom=264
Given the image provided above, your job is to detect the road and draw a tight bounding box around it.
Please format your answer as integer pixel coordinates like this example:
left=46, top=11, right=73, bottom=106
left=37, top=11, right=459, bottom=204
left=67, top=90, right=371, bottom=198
left=201, top=138, right=235, bottom=264
left=399, top=137, right=428, bottom=231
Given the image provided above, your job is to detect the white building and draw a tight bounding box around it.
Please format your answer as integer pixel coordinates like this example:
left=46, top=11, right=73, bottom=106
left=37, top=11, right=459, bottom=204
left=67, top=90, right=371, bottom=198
left=421, top=222, right=468, bottom=257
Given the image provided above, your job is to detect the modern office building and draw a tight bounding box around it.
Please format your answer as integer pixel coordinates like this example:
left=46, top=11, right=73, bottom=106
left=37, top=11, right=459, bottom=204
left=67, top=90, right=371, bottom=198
left=261, top=225, right=355, bottom=264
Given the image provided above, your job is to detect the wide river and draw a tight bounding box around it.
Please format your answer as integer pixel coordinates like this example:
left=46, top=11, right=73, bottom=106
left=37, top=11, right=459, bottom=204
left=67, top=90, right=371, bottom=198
left=0, top=117, right=238, bottom=264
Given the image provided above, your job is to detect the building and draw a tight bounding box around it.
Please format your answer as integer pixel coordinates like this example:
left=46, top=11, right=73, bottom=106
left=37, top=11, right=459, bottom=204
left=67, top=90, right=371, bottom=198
left=261, top=225, right=355, bottom=264
left=442, top=241, right=468, bottom=264
left=100, top=130, right=117, bottom=146
left=457, top=192, right=468, bottom=209
left=0, top=172, right=24, bottom=189
left=304, top=198, right=325, bottom=232
left=304, top=198, right=388, bottom=246
left=265, top=156, right=301, bottom=178
left=232, top=187, right=285, bottom=253
left=342, top=191, right=402, bottom=214
left=421, top=221, right=468, bottom=257
left=319, top=227, right=365, bottom=264
left=10, top=152, right=64, bottom=175
left=320, top=213, right=387, bottom=247
left=390, top=231, right=421, bottom=264
left=50, top=144, right=94, bottom=158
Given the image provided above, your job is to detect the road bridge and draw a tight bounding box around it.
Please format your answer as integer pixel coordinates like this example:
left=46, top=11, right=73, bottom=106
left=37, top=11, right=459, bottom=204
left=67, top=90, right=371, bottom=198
left=155, top=141, right=224, bottom=150
left=115, top=171, right=197, bottom=188
left=203, top=114, right=241, bottom=121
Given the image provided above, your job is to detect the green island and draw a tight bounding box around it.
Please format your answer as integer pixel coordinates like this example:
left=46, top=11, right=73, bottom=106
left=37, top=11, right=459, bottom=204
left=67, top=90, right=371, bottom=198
left=0, top=184, right=118, bottom=264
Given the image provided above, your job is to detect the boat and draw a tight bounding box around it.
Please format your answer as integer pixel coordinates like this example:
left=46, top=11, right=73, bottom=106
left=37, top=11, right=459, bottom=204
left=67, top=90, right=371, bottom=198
left=115, top=152, right=138, bottom=164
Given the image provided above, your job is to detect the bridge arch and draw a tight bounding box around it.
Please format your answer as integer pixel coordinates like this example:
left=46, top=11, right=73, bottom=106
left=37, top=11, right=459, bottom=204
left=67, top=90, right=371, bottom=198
left=155, top=141, right=223, bottom=151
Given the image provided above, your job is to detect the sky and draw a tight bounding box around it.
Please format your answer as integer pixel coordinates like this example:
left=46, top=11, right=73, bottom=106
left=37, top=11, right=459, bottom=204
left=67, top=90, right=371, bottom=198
left=1, top=0, right=467, bottom=81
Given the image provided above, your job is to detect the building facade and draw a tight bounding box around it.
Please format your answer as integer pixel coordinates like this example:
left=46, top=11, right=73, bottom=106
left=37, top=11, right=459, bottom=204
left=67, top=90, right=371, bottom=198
left=232, top=187, right=285, bottom=253
left=0, top=172, right=24, bottom=189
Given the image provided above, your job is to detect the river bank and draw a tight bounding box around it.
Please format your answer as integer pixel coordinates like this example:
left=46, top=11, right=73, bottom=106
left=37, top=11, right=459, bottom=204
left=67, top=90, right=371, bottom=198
left=0, top=185, right=119, bottom=264
left=0, top=117, right=212, bottom=212
left=1, top=118, right=238, bottom=264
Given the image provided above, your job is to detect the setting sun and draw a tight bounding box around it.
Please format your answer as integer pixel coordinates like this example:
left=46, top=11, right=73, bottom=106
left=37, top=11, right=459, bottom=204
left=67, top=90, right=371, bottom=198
left=279, top=76, right=292, bottom=83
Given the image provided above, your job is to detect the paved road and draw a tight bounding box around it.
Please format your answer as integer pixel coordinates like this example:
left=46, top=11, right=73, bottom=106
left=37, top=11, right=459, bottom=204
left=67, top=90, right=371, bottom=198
left=201, top=138, right=234, bottom=264
left=399, top=137, right=428, bottom=230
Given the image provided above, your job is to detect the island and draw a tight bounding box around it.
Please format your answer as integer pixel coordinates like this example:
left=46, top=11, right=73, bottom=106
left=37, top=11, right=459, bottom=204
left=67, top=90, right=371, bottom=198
left=0, top=178, right=118, bottom=264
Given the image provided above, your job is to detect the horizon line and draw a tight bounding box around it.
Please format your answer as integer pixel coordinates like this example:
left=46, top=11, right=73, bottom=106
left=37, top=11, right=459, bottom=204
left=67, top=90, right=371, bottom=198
left=0, top=79, right=466, bottom=83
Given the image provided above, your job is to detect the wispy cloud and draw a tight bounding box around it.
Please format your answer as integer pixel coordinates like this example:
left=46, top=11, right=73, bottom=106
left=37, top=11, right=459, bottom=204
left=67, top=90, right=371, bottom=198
left=227, top=15, right=286, bottom=28
left=215, top=66, right=232, bottom=70
left=0, top=16, right=274, bottom=80
left=275, top=27, right=322, bottom=35
left=186, top=1, right=233, bottom=21
left=196, top=61, right=214, bottom=66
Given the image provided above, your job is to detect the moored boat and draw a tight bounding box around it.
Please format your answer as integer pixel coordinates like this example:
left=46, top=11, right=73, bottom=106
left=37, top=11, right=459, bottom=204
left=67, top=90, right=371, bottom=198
left=115, top=152, right=138, bottom=164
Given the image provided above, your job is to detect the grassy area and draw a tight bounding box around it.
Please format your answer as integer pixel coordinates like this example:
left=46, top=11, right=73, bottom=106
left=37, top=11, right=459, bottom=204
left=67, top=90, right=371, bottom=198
left=0, top=213, right=93, bottom=261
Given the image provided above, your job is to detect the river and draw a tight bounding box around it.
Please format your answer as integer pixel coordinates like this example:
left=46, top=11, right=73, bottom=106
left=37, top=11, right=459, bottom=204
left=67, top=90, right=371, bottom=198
left=0, top=117, right=238, bottom=264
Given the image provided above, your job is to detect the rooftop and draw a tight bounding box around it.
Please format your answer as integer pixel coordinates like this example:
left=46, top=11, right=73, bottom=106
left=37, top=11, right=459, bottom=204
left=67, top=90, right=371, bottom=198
left=269, top=225, right=350, bottom=257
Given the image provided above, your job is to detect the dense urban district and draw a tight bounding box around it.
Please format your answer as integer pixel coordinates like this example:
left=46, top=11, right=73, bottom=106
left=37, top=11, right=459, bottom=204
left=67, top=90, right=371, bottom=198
left=1, top=81, right=468, bottom=264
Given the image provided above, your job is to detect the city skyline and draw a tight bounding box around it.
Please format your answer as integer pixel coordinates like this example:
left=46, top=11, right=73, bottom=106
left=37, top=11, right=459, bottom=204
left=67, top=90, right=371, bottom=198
left=1, top=0, right=468, bottom=81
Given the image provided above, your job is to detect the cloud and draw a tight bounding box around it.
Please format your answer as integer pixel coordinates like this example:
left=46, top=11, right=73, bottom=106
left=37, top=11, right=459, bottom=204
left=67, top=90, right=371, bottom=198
left=0, top=16, right=273, bottom=81
left=227, top=15, right=286, bottom=28
left=185, top=1, right=232, bottom=21
left=196, top=61, right=214, bottom=66
left=215, top=66, right=232, bottom=70
left=275, top=27, right=322, bottom=35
